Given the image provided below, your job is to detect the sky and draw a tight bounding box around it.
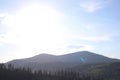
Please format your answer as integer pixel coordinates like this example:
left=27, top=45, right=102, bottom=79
left=0, top=0, right=120, bottom=63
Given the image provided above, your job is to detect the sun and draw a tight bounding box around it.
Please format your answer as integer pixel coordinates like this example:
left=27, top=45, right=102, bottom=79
left=2, top=4, right=66, bottom=57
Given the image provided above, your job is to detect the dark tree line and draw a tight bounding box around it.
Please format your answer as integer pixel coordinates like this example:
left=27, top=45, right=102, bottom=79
left=0, top=63, right=120, bottom=80
left=0, top=64, right=89, bottom=80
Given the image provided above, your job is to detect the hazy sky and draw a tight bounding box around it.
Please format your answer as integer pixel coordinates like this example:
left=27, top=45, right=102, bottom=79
left=0, top=0, right=120, bottom=62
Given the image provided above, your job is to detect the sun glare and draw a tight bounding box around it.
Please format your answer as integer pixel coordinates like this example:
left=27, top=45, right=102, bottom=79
left=2, top=4, right=65, bottom=57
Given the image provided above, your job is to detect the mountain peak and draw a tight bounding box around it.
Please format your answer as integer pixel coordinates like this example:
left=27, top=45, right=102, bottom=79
left=32, top=53, right=56, bottom=58
left=73, top=51, right=95, bottom=54
left=37, top=53, right=55, bottom=56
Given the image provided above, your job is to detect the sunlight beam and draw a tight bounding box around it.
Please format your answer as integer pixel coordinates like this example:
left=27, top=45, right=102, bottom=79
left=2, top=4, right=66, bottom=57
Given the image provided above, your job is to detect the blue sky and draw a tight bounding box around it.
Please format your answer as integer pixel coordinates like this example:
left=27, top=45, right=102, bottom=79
left=0, top=0, right=120, bottom=62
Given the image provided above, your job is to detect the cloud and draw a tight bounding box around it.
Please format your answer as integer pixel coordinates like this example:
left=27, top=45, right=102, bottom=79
left=71, top=35, right=111, bottom=42
left=79, top=35, right=111, bottom=41
left=80, top=0, right=111, bottom=12
left=0, top=13, right=6, bottom=22
left=0, top=34, right=5, bottom=46
left=0, top=13, right=6, bottom=18
left=67, top=45, right=95, bottom=52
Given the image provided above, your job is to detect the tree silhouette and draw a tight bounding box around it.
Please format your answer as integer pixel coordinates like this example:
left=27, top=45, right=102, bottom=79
left=0, top=63, right=120, bottom=80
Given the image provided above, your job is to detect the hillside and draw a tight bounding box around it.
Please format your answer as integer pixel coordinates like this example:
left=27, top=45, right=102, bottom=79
left=71, top=62, right=120, bottom=80
left=1, top=62, right=120, bottom=80
left=6, top=51, right=120, bottom=71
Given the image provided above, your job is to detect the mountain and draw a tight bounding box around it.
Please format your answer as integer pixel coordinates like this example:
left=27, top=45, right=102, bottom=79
left=6, top=51, right=120, bottom=71
left=58, top=51, right=118, bottom=63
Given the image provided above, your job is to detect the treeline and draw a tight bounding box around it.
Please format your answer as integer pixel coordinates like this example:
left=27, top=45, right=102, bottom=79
left=0, top=63, right=120, bottom=80
left=0, top=64, right=90, bottom=80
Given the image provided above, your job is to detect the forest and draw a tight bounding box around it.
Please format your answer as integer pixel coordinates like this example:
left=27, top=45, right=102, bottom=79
left=0, top=62, right=120, bottom=80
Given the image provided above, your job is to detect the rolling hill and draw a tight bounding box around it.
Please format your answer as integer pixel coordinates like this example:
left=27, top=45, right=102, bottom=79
left=6, top=51, right=120, bottom=71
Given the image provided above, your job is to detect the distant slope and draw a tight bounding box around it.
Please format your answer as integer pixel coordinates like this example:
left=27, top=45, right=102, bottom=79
left=71, top=62, right=120, bottom=80
left=6, top=54, right=58, bottom=67
left=6, top=51, right=120, bottom=71
left=59, top=51, right=117, bottom=63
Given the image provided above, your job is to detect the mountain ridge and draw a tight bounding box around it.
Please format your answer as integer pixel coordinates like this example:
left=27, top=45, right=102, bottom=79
left=6, top=51, right=120, bottom=71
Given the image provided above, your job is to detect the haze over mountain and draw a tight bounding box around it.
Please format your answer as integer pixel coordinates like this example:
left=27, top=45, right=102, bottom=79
left=6, top=51, right=120, bottom=71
